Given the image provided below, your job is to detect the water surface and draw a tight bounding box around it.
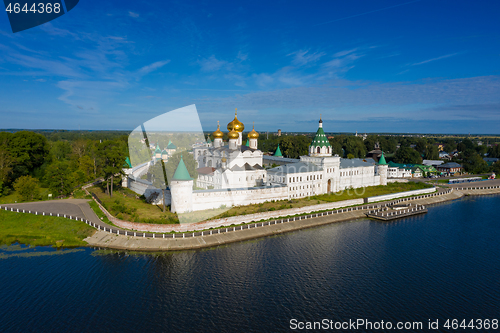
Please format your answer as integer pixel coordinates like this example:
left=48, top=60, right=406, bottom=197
left=1, top=195, right=499, bottom=332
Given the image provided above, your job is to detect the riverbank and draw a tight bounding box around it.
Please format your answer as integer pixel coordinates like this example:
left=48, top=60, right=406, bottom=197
left=84, top=187, right=500, bottom=251
left=0, top=209, right=95, bottom=247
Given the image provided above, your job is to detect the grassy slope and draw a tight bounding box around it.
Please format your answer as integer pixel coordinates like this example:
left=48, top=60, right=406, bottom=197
left=90, top=186, right=180, bottom=224
left=215, top=182, right=432, bottom=219
left=0, top=209, right=95, bottom=247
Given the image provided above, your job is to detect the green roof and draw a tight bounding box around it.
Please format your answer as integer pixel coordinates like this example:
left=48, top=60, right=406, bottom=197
left=162, top=149, right=167, bottom=155
left=167, top=140, right=177, bottom=149
left=123, top=157, right=132, bottom=168
left=155, top=143, right=161, bottom=154
left=274, top=144, right=282, bottom=157
left=310, top=126, right=331, bottom=148
left=207, top=137, right=212, bottom=144
left=172, top=155, right=192, bottom=181
left=378, top=152, right=387, bottom=165
left=245, top=139, right=250, bottom=147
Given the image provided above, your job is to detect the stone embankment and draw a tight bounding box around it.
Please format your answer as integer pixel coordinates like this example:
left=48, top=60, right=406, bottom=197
left=96, top=187, right=437, bottom=233
left=84, top=187, right=471, bottom=251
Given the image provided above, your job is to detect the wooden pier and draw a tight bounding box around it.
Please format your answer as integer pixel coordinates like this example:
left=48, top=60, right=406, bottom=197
left=366, top=203, right=427, bottom=221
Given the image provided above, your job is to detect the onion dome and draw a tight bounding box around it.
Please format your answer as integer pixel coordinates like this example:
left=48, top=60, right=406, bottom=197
left=227, top=108, right=244, bottom=132
left=213, top=121, right=224, bottom=139
left=248, top=124, right=259, bottom=139
left=228, top=128, right=239, bottom=140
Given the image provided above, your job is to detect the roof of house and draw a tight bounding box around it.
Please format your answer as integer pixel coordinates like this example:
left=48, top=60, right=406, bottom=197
left=263, top=155, right=300, bottom=163
left=167, top=140, right=177, bottom=149
left=340, top=158, right=374, bottom=168
left=267, top=162, right=322, bottom=174
left=422, top=160, right=444, bottom=166
left=229, top=163, right=265, bottom=171
left=439, top=162, right=462, bottom=168
left=197, top=167, right=216, bottom=175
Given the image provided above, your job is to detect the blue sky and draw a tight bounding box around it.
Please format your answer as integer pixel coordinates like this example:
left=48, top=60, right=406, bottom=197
left=1, top=0, right=499, bottom=133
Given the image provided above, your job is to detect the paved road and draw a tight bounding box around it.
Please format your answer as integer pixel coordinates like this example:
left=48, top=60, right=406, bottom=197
left=0, top=199, right=114, bottom=231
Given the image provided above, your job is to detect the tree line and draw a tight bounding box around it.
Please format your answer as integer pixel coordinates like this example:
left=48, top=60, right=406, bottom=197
left=0, top=131, right=128, bottom=201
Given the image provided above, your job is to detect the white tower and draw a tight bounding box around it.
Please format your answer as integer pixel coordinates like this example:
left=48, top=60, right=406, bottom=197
left=228, top=128, right=239, bottom=150
left=169, top=156, right=193, bottom=214
left=377, top=152, right=388, bottom=186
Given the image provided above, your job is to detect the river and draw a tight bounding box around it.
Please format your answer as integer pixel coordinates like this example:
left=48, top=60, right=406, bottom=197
left=1, top=195, right=499, bottom=332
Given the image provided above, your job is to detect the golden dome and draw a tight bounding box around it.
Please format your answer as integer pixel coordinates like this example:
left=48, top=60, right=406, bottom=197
left=227, top=108, right=244, bottom=132
left=213, top=121, right=224, bottom=139
left=248, top=124, right=259, bottom=139
left=228, top=128, right=239, bottom=140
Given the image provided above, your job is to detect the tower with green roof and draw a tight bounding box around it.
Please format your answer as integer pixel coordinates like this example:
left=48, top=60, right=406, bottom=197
left=154, top=143, right=162, bottom=159
left=274, top=144, right=283, bottom=157
left=169, top=155, right=193, bottom=214
left=309, top=117, right=332, bottom=157
left=378, top=152, right=387, bottom=165
left=377, top=152, right=388, bottom=185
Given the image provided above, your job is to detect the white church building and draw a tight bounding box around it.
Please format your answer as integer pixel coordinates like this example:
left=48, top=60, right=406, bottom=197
left=125, top=111, right=388, bottom=214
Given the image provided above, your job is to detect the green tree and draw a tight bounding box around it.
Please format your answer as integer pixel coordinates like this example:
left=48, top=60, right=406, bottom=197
left=0, top=144, right=13, bottom=186
left=461, top=150, right=489, bottom=174
left=99, top=140, right=127, bottom=197
left=45, top=161, right=75, bottom=197
left=279, top=136, right=311, bottom=159
left=443, top=139, right=457, bottom=153
left=7, top=131, right=49, bottom=179
left=424, top=144, right=439, bottom=160
left=394, top=147, right=422, bottom=164
left=78, top=155, right=95, bottom=182
left=344, top=136, right=367, bottom=158
left=415, top=138, right=427, bottom=155
left=163, top=152, right=198, bottom=185
left=492, top=160, right=500, bottom=175
left=487, top=144, right=500, bottom=158
left=13, top=175, right=40, bottom=201
left=380, top=137, right=397, bottom=154
left=50, top=141, right=72, bottom=160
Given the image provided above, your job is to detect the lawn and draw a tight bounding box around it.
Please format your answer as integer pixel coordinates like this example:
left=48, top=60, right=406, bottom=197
left=213, top=181, right=432, bottom=219
left=0, top=209, right=95, bottom=247
left=312, top=181, right=432, bottom=202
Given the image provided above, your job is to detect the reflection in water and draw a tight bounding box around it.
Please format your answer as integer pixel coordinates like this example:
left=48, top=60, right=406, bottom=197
left=1, top=196, right=499, bottom=332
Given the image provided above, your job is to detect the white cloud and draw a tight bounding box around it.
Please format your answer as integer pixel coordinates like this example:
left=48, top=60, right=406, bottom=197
left=288, top=50, right=326, bottom=66
left=410, top=53, right=460, bottom=66
left=198, top=55, right=228, bottom=72
left=128, top=11, right=140, bottom=18
left=137, top=60, right=170, bottom=76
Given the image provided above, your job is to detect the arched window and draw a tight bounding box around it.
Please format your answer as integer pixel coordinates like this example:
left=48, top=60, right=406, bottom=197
left=317, top=147, right=320, bottom=153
